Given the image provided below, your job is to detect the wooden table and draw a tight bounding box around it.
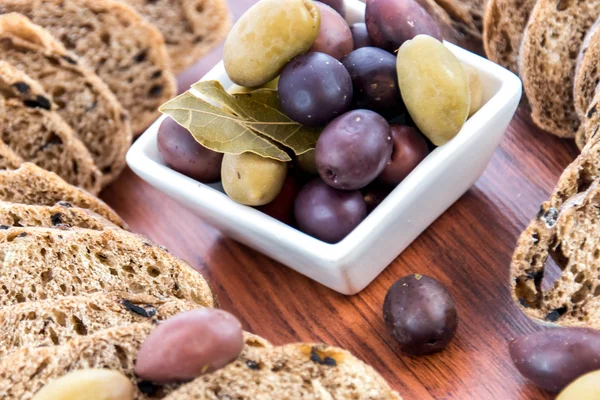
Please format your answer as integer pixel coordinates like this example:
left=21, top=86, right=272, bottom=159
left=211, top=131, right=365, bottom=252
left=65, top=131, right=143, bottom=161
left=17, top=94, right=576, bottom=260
left=104, top=2, right=578, bottom=398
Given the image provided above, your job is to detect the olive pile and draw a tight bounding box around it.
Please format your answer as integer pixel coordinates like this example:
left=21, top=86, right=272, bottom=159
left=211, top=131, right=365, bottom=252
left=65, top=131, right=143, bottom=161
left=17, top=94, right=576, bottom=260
left=158, top=0, right=483, bottom=243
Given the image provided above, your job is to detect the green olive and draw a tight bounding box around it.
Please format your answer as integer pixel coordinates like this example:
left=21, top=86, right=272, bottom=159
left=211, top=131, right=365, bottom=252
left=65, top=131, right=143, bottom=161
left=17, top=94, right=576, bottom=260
left=228, top=77, right=280, bottom=94
left=223, top=0, right=321, bottom=87
left=32, top=369, right=133, bottom=400
left=462, top=64, right=483, bottom=117
left=221, top=152, right=288, bottom=206
left=397, top=35, right=470, bottom=146
left=296, top=148, right=318, bottom=175
left=557, top=370, right=600, bottom=400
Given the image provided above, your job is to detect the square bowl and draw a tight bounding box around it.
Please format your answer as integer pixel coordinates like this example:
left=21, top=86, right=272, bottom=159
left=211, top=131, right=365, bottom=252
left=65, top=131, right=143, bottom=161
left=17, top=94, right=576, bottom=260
left=127, top=0, right=522, bottom=295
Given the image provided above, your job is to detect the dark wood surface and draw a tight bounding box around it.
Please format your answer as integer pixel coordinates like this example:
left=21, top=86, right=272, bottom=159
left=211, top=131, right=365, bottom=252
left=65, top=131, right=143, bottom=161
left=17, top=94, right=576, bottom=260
left=102, top=2, right=578, bottom=398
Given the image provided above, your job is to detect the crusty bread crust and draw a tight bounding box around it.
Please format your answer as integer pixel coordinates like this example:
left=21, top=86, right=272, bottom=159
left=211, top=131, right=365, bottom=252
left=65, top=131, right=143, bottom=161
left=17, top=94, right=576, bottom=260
left=0, top=13, right=132, bottom=186
left=0, top=226, right=216, bottom=308
left=120, top=0, right=231, bottom=75
left=0, top=0, right=176, bottom=133
left=519, top=0, right=600, bottom=138
left=165, top=343, right=402, bottom=400
left=0, top=140, right=24, bottom=170
left=0, top=163, right=126, bottom=227
left=574, top=18, right=600, bottom=121
left=483, top=0, right=536, bottom=77
left=434, top=0, right=484, bottom=34
left=0, top=201, right=116, bottom=230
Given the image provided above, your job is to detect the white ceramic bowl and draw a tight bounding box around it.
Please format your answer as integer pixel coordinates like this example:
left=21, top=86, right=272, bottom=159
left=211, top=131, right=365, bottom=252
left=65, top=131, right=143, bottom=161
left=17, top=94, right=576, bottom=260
left=127, top=0, right=521, bottom=295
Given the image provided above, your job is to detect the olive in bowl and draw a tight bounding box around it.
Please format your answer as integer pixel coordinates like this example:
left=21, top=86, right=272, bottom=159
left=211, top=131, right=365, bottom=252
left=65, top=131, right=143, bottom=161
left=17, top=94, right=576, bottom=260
left=383, top=274, right=458, bottom=355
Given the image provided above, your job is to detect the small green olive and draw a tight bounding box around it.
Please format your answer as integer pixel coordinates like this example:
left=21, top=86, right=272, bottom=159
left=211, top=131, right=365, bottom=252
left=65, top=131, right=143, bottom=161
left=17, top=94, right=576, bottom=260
left=296, top=148, right=318, bottom=175
left=228, top=77, right=280, bottom=94
left=462, top=64, right=483, bottom=117
left=222, top=152, right=288, bottom=206
left=557, top=370, right=600, bottom=400
left=223, top=0, right=321, bottom=87
left=32, top=369, right=133, bottom=400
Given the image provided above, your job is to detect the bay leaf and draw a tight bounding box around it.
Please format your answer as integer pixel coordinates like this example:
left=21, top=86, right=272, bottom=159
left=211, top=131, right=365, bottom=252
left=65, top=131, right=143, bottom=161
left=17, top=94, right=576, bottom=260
left=192, top=81, right=320, bottom=155
left=159, top=92, right=291, bottom=161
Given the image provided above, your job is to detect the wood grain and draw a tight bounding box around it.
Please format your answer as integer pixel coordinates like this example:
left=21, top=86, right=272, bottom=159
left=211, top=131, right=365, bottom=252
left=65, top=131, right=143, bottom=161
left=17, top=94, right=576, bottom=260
left=102, top=1, right=574, bottom=398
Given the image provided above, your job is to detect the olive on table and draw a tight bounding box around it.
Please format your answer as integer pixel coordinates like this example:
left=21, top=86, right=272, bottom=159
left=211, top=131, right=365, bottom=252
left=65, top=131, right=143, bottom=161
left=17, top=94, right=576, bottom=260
left=362, top=183, right=392, bottom=213
left=509, top=328, right=600, bottom=392
left=315, top=109, right=392, bottom=190
left=257, top=175, right=301, bottom=225
left=378, top=125, right=429, bottom=186
left=32, top=369, right=133, bottom=400
left=223, top=0, right=321, bottom=87
left=278, top=52, right=353, bottom=127
left=557, top=370, right=600, bottom=400
left=341, top=47, right=403, bottom=117
left=350, top=23, right=372, bottom=49
left=463, top=64, right=483, bottom=117
left=309, top=2, right=353, bottom=60
left=157, top=117, right=223, bottom=183
left=397, top=35, right=470, bottom=146
left=135, top=309, right=244, bottom=383
left=365, top=0, right=442, bottom=53
left=383, top=274, right=458, bottom=355
left=318, top=0, right=345, bottom=16
left=294, top=178, right=367, bottom=243
left=221, top=152, right=287, bottom=206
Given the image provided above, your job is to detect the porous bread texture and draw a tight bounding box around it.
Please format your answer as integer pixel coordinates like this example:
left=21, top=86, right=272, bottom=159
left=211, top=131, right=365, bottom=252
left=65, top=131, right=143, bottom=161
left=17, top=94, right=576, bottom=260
left=0, top=323, right=271, bottom=400
left=0, top=0, right=176, bottom=134
left=165, top=343, right=402, bottom=400
left=0, top=59, right=52, bottom=107
left=0, top=201, right=116, bottom=230
left=0, top=163, right=125, bottom=227
left=574, top=18, right=600, bottom=121
left=512, top=98, right=600, bottom=327
left=519, top=0, right=600, bottom=138
left=575, top=85, right=600, bottom=149
left=0, top=292, right=201, bottom=357
left=119, top=0, right=231, bottom=74
left=0, top=226, right=216, bottom=308
left=0, top=141, right=24, bottom=170
left=483, top=0, right=537, bottom=76
left=0, top=13, right=131, bottom=186
left=415, top=0, right=483, bottom=54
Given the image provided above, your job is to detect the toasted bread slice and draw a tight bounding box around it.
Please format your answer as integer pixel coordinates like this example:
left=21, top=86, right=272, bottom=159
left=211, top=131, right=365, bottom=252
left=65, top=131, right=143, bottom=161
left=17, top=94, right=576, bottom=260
left=574, top=18, right=600, bottom=121
left=0, top=201, right=116, bottom=230
left=0, top=292, right=201, bottom=357
left=0, top=61, right=102, bottom=193
left=0, top=163, right=125, bottom=227
left=434, top=0, right=484, bottom=34
left=0, top=0, right=176, bottom=133
left=575, top=83, right=600, bottom=149
left=166, top=343, right=402, bottom=400
left=119, top=0, right=231, bottom=74
left=0, top=14, right=132, bottom=186
left=0, top=323, right=271, bottom=400
left=519, top=0, right=600, bottom=138
left=0, top=139, right=24, bottom=170
left=483, top=0, right=537, bottom=76
left=0, top=226, right=216, bottom=308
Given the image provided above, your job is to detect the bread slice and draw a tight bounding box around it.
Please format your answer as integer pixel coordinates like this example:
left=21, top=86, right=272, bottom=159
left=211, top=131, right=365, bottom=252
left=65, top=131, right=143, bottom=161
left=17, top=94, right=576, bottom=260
left=166, top=343, right=402, bottom=400
left=0, top=0, right=176, bottom=134
left=574, top=18, right=600, bottom=122
left=119, top=0, right=231, bottom=75
left=0, top=163, right=125, bottom=227
left=0, top=61, right=102, bottom=194
left=0, top=226, right=216, bottom=308
left=0, top=292, right=201, bottom=358
left=0, top=140, right=24, bottom=170
left=0, top=322, right=271, bottom=400
left=434, top=0, right=484, bottom=34
left=519, top=0, right=600, bottom=138
left=0, top=14, right=131, bottom=186
left=483, top=0, right=537, bottom=76
left=0, top=201, right=116, bottom=230
left=415, top=0, right=483, bottom=54
left=575, top=83, right=600, bottom=149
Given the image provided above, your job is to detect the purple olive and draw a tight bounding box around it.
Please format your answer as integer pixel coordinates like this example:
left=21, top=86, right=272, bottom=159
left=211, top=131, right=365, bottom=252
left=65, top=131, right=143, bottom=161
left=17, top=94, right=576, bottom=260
left=378, top=125, right=429, bottom=185
left=318, top=0, right=345, bottom=16
left=350, top=23, right=372, bottom=49
left=310, top=2, right=353, bottom=60
left=157, top=117, right=223, bottom=183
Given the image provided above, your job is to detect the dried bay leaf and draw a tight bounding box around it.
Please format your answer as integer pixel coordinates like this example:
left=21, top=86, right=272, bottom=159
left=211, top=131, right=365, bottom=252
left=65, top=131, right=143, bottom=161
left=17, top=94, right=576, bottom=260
left=159, top=92, right=290, bottom=161
left=192, top=81, right=320, bottom=155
